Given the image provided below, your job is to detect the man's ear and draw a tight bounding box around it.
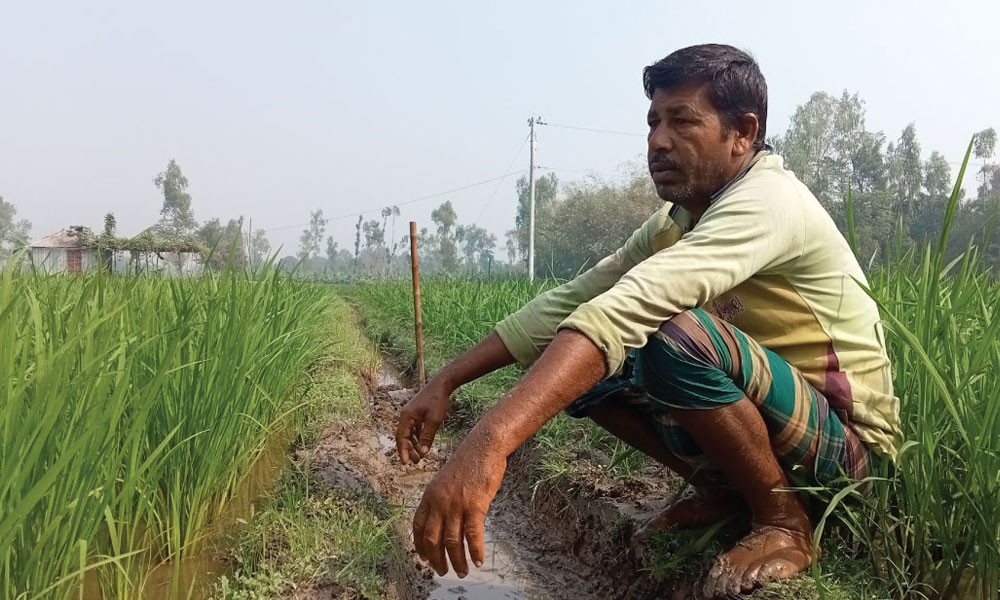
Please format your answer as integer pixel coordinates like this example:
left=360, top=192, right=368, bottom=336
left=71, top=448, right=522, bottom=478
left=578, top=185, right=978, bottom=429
left=733, top=113, right=760, bottom=155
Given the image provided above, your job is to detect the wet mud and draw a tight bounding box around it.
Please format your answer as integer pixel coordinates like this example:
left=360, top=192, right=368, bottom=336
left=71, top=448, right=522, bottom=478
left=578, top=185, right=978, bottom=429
left=308, top=357, right=684, bottom=599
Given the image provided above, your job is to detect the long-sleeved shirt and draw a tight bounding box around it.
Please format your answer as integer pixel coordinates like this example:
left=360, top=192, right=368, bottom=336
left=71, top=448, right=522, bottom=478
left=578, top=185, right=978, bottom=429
left=495, top=153, right=900, bottom=457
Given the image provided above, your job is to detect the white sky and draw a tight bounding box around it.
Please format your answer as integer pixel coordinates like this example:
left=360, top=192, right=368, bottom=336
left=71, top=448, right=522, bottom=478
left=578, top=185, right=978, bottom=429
left=2, top=0, right=998, bottom=256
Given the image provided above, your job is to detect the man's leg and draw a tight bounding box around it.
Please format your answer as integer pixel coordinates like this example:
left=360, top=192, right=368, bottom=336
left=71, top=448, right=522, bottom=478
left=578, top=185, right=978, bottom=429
left=633, top=308, right=867, bottom=597
left=671, top=398, right=812, bottom=597
left=585, top=399, right=746, bottom=531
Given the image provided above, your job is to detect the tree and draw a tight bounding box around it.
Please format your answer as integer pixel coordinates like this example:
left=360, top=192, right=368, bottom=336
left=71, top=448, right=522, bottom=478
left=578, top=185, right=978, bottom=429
left=197, top=217, right=248, bottom=269
left=249, top=229, right=271, bottom=267
left=153, top=160, right=196, bottom=238
left=0, top=196, right=31, bottom=259
left=431, top=200, right=459, bottom=272
left=381, top=205, right=401, bottom=270
left=298, top=210, right=325, bottom=261
left=510, top=172, right=559, bottom=264
left=362, top=218, right=386, bottom=270
left=354, top=215, right=363, bottom=269
left=974, top=128, right=997, bottom=211
left=776, top=91, right=880, bottom=216
left=102, top=213, right=117, bottom=238
left=539, top=162, right=660, bottom=277
left=886, top=123, right=924, bottom=230
left=910, top=151, right=952, bottom=244
left=455, top=224, right=497, bottom=272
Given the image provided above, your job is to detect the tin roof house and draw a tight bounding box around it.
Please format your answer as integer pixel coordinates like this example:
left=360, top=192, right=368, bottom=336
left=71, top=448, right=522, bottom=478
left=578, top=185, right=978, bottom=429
left=29, top=226, right=204, bottom=276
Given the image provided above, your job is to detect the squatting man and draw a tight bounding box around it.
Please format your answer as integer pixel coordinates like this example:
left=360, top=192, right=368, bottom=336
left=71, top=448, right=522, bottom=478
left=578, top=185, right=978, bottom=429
left=394, top=44, right=900, bottom=598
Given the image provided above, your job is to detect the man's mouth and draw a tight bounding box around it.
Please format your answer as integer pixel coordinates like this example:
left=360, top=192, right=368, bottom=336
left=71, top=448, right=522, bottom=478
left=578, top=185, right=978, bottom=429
left=650, top=163, right=681, bottom=183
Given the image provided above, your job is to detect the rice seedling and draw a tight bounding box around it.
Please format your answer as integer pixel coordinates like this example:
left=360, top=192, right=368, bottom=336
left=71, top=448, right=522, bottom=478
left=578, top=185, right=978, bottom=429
left=0, top=265, right=329, bottom=599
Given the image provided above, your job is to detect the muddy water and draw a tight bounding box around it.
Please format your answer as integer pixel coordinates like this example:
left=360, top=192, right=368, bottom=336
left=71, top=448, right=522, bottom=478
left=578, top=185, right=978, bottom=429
left=374, top=364, right=548, bottom=600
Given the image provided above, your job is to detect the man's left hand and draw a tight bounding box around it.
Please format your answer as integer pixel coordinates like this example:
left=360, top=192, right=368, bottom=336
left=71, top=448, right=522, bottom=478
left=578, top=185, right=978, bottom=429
left=412, top=439, right=506, bottom=577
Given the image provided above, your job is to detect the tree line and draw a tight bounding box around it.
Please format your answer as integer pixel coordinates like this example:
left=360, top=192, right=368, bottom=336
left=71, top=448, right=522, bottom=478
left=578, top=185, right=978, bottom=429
left=3, top=89, right=996, bottom=276
left=301, top=90, right=997, bottom=280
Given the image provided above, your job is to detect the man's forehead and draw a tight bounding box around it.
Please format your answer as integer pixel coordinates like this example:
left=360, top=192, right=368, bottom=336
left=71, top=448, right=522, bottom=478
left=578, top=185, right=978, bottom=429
left=648, top=84, right=712, bottom=113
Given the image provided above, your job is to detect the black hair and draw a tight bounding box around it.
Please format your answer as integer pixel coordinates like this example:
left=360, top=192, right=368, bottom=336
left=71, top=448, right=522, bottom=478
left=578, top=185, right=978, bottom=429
left=643, top=44, right=768, bottom=150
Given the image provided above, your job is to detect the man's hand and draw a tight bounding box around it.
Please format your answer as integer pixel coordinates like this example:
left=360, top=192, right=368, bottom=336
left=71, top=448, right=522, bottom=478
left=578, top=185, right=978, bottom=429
left=409, top=329, right=606, bottom=577
left=412, top=442, right=506, bottom=577
left=396, top=378, right=452, bottom=464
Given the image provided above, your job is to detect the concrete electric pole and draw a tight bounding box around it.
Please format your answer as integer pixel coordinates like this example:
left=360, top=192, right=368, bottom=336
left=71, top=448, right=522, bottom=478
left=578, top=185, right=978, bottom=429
left=527, top=116, right=544, bottom=281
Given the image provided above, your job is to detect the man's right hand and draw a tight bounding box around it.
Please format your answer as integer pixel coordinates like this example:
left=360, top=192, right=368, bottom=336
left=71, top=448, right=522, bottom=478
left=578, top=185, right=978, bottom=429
left=396, top=378, right=452, bottom=464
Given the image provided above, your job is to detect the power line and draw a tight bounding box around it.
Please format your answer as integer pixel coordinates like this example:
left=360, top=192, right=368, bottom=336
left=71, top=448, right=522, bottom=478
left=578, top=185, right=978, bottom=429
left=265, top=170, right=527, bottom=233
left=539, top=121, right=645, bottom=138
left=473, top=132, right=531, bottom=223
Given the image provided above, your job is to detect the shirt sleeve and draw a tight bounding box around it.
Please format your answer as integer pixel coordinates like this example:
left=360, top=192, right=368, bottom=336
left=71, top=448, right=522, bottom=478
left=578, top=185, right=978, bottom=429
left=494, top=212, right=659, bottom=367
left=558, top=188, right=805, bottom=376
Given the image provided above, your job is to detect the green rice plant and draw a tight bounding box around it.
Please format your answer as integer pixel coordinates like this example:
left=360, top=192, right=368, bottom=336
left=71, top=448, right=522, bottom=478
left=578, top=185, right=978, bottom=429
left=0, top=265, right=329, bottom=599
left=815, top=136, right=1000, bottom=599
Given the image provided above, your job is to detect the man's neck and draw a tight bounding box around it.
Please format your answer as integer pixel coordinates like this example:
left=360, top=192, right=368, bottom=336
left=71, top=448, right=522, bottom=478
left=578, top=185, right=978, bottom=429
left=685, top=151, right=762, bottom=221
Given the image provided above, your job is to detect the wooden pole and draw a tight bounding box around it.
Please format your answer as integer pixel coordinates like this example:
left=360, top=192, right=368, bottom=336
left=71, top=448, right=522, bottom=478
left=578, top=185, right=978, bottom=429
left=409, top=222, right=426, bottom=387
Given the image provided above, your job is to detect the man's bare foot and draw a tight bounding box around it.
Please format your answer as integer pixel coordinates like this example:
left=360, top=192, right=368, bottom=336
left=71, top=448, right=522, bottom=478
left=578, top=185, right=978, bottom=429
left=699, top=524, right=815, bottom=598
left=631, top=488, right=745, bottom=556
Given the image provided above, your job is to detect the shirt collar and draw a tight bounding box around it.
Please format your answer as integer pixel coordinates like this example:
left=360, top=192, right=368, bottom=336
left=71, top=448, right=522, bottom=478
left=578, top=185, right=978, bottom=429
left=668, top=146, right=771, bottom=230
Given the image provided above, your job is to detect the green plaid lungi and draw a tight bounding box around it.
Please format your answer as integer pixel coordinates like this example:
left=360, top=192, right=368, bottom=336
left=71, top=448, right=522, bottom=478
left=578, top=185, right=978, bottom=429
left=566, top=308, right=869, bottom=484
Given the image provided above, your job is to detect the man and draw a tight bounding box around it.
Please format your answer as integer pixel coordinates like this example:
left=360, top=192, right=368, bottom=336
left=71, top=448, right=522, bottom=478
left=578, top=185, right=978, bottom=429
left=395, top=44, right=900, bottom=598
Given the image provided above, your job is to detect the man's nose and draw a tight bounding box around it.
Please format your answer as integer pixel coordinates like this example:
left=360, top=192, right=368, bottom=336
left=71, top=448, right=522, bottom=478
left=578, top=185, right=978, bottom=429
left=648, top=124, right=673, bottom=153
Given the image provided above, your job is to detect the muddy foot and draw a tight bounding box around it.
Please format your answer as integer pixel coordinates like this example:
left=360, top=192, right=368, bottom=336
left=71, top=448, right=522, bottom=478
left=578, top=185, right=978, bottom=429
left=698, top=524, right=814, bottom=599
left=632, top=488, right=744, bottom=552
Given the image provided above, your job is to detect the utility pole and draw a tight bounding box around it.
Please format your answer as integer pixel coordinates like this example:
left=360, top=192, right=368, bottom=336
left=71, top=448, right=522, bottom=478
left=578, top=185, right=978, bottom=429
left=527, top=116, right=544, bottom=281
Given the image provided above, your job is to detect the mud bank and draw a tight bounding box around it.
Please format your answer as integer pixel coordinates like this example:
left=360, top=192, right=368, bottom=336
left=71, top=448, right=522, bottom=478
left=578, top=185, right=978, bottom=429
left=306, top=356, right=687, bottom=600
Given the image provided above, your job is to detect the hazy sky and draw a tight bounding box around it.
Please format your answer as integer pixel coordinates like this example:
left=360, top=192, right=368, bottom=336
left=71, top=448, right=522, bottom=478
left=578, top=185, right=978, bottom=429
left=2, top=0, right=998, bottom=256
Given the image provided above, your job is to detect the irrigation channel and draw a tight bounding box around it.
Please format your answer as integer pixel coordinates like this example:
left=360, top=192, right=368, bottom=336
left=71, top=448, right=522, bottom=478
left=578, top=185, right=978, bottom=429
left=305, top=356, right=674, bottom=600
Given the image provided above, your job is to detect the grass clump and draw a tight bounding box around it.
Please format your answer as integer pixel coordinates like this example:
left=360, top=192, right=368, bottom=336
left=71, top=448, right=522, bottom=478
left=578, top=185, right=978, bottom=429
left=213, top=293, right=401, bottom=600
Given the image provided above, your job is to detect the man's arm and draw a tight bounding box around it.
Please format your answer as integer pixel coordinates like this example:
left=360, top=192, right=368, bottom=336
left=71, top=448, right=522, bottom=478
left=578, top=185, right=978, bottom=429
left=396, top=212, right=660, bottom=463
left=412, top=329, right=605, bottom=577
left=396, top=332, right=515, bottom=465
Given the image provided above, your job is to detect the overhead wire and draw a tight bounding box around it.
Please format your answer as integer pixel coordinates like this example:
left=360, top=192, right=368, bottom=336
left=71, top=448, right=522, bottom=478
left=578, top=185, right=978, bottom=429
left=265, top=170, right=527, bottom=233
left=473, top=132, right=531, bottom=223
left=539, top=121, right=645, bottom=138
left=267, top=119, right=993, bottom=234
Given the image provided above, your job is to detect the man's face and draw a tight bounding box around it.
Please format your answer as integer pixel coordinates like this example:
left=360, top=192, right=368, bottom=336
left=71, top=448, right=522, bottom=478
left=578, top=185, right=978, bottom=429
left=646, top=84, right=741, bottom=209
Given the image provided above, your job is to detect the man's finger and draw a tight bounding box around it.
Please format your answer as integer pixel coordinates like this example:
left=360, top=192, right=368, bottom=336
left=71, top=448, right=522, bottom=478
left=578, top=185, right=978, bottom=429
left=422, top=511, right=448, bottom=576
left=412, top=501, right=430, bottom=558
left=396, top=413, right=417, bottom=465
left=463, top=509, right=487, bottom=569
left=417, top=417, right=442, bottom=457
left=444, top=513, right=469, bottom=577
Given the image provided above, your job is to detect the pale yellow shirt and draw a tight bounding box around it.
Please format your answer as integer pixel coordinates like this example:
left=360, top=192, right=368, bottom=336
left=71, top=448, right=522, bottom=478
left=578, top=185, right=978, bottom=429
left=496, top=154, right=900, bottom=456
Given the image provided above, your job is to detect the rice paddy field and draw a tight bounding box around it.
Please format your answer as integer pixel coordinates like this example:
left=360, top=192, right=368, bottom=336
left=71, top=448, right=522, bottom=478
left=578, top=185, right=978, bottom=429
left=0, top=267, right=332, bottom=599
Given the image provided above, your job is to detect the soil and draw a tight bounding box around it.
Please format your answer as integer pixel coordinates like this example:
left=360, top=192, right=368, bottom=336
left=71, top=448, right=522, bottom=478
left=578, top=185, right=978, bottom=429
left=305, top=356, right=700, bottom=600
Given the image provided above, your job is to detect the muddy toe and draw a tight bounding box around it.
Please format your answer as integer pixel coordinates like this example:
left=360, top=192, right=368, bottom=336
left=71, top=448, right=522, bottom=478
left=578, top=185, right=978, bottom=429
left=701, top=525, right=813, bottom=599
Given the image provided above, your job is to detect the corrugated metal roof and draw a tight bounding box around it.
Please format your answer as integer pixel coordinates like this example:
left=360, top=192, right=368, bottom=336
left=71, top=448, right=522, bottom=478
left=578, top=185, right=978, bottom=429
left=30, top=229, right=89, bottom=249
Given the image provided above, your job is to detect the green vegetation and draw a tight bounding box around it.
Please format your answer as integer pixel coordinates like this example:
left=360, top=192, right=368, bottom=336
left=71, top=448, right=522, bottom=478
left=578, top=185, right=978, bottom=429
left=0, top=266, right=328, bottom=599
left=831, top=140, right=1000, bottom=599
left=214, top=295, right=402, bottom=600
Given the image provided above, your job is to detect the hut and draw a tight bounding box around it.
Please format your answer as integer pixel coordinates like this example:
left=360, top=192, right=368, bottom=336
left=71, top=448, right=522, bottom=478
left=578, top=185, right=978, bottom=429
left=29, top=226, right=204, bottom=276
left=29, top=227, right=99, bottom=273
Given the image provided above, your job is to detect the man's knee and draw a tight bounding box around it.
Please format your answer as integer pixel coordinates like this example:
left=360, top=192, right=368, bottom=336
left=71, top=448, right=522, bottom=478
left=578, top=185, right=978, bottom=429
left=638, top=308, right=742, bottom=411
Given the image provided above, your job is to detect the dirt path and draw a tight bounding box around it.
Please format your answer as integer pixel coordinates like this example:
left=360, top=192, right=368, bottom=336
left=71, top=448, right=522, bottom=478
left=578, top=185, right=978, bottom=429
left=305, top=357, right=679, bottom=600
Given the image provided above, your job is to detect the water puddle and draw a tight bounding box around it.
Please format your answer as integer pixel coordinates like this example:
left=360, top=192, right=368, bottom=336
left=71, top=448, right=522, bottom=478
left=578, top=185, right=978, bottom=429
left=375, top=361, right=547, bottom=600
left=429, top=527, right=543, bottom=600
